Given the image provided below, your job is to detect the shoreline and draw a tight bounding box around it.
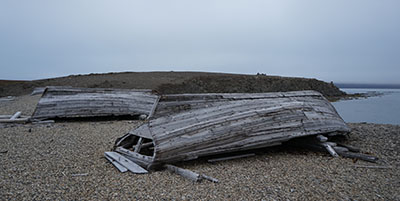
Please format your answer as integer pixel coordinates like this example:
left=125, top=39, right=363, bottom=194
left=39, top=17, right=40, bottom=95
left=0, top=94, right=399, bottom=200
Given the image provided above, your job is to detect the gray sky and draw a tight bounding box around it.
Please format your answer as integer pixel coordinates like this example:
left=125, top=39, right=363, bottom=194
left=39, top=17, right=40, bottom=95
left=1, top=0, right=399, bottom=84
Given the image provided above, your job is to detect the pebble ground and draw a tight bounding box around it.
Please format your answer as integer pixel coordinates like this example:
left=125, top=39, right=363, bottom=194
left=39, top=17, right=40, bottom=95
left=0, top=95, right=399, bottom=200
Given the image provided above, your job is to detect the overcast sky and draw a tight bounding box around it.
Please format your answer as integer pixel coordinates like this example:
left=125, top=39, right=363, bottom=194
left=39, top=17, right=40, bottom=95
left=1, top=0, right=399, bottom=84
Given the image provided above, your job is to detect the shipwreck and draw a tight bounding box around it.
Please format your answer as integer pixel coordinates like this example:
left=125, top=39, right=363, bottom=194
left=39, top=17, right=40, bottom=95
left=112, top=90, right=352, bottom=172
left=1, top=86, right=377, bottom=181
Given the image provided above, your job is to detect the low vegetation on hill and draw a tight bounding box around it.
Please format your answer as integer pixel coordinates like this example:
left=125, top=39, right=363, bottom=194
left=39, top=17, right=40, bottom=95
left=0, top=71, right=345, bottom=100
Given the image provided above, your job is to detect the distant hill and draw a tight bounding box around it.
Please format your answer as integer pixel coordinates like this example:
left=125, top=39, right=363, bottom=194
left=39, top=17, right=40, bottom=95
left=0, top=71, right=346, bottom=100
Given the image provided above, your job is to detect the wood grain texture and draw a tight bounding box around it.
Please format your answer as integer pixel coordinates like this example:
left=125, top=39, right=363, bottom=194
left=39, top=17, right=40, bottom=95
left=115, top=90, right=351, bottom=169
left=31, top=86, right=158, bottom=120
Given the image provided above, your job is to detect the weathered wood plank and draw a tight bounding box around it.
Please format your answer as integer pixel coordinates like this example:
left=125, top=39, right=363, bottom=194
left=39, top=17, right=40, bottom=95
left=30, top=87, right=46, bottom=96
left=335, top=150, right=378, bottom=163
left=0, top=115, right=30, bottom=119
left=0, top=96, right=15, bottom=102
left=10, top=112, right=22, bottom=120
left=208, top=153, right=256, bottom=163
left=104, top=154, right=128, bottom=173
left=164, top=164, right=200, bottom=182
left=104, top=152, right=148, bottom=174
left=0, top=118, right=29, bottom=123
left=134, top=137, right=144, bottom=153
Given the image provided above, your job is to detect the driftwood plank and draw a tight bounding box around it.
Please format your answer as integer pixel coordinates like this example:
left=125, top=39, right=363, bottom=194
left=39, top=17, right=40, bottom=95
left=10, top=112, right=22, bottom=120
left=201, top=174, right=219, bottom=183
left=104, top=154, right=128, bottom=173
left=0, top=96, right=15, bottom=102
left=165, top=164, right=201, bottom=182
left=105, top=152, right=148, bottom=174
left=0, top=118, right=29, bottom=123
left=335, top=150, right=378, bottom=163
left=208, top=153, right=256, bottom=163
left=0, top=115, right=29, bottom=119
left=336, top=143, right=361, bottom=152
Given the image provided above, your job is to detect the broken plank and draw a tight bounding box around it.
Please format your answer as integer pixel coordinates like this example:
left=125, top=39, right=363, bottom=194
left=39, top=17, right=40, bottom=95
left=333, top=146, right=349, bottom=153
left=208, top=153, right=256, bottom=163
left=0, top=115, right=29, bottom=119
left=320, top=142, right=339, bottom=157
left=201, top=174, right=219, bottom=183
left=0, top=96, right=15, bottom=102
left=0, top=118, right=29, bottom=123
left=164, top=164, right=201, bottom=182
left=105, top=152, right=148, bottom=174
left=134, top=137, right=144, bottom=153
left=336, top=143, right=361, bottom=152
left=335, top=150, right=378, bottom=163
left=105, top=154, right=128, bottom=173
left=10, top=112, right=22, bottom=120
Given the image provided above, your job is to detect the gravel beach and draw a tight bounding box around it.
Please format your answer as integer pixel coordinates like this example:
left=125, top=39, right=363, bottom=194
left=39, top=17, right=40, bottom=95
left=1, top=95, right=399, bottom=200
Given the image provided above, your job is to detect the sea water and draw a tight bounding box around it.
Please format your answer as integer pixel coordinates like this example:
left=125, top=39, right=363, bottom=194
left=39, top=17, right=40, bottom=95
left=332, top=88, right=400, bottom=125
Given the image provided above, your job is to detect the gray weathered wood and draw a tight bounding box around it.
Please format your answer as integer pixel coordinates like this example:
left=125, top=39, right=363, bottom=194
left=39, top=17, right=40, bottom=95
left=165, top=164, right=201, bottom=182
left=321, top=142, right=339, bottom=157
left=31, top=86, right=158, bottom=120
left=333, top=146, right=349, bottom=153
left=105, top=152, right=148, bottom=174
left=0, top=96, right=15, bottom=102
left=0, top=115, right=29, bottom=119
left=10, top=111, right=22, bottom=120
left=0, top=118, right=29, bottom=123
left=30, top=87, right=46, bottom=96
left=134, top=137, right=144, bottom=153
left=335, top=150, right=378, bottom=163
left=288, top=139, right=378, bottom=163
left=114, top=90, right=350, bottom=169
left=201, top=174, right=219, bottom=183
left=336, top=143, right=361, bottom=152
left=316, top=135, right=328, bottom=142
left=104, top=154, right=128, bottom=173
left=208, top=153, right=256, bottom=163
left=147, top=95, right=160, bottom=119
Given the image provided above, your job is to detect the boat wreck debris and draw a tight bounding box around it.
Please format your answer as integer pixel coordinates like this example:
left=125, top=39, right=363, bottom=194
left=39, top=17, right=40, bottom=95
left=0, top=86, right=377, bottom=182
left=31, top=86, right=158, bottom=121
left=287, top=135, right=378, bottom=163
left=0, top=96, right=15, bottom=102
left=0, top=112, right=30, bottom=123
left=111, top=90, right=355, bottom=178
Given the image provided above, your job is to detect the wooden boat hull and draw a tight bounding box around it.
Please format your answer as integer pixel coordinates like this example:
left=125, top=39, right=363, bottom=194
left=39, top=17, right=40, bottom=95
left=114, top=90, right=350, bottom=169
left=31, top=87, right=158, bottom=121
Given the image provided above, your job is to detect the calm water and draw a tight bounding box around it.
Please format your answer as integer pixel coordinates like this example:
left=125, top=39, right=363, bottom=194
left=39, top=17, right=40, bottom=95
left=332, top=88, right=400, bottom=125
